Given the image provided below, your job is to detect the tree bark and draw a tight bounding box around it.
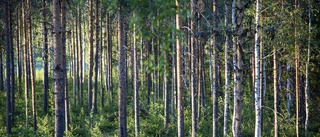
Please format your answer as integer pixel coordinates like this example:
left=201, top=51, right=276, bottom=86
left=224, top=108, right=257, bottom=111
left=22, top=0, right=30, bottom=128
left=53, top=0, right=66, bottom=135
left=254, top=0, right=261, bottom=136
left=88, top=0, right=94, bottom=113
left=212, top=0, right=219, bottom=136
left=26, top=0, right=37, bottom=132
left=92, top=0, right=100, bottom=114
left=294, top=0, right=300, bottom=136
left=305, top=1, right=311, bottom=137
left=223, top=1, right=231, bottom=136
left=190, top=0, right=196, bottom=136
left=5, top=0, right=12, bottom=134
left=176, top=1, right=184, bottom=136
left=60, top=0, right=69, bottom=132
left=273, top=46, right=279, bottom=137
left=232, top=0, right=244, bottom=136
left=133, top=17, right=140, bottom=137
left=78, top=6, right=83, bottom=105
left=42, top=0, right=49, bottom=114
left=118, top=2, right=128, bottom=136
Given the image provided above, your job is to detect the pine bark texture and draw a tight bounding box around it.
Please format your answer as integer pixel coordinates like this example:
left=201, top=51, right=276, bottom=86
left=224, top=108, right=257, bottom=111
left=118, top=2, right=128, bottom=136
left=53, top=0, right=65, bottom=135
left=176, top=0, right=184, bottom=136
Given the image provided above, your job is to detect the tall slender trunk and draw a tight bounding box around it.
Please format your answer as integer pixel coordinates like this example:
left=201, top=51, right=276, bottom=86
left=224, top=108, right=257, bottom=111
left=171, top=24, right=176, bottom=123
left=212, top=0, right=219, bottom=136
left=274, top=46, right=279, bottom=137
left=0, top=45, right=3, bottom=92
left=305, top=1, right=311, bottom=137
left=176, top=1, right=184, bottom=136
left=133, top=18, right=140, bottom=137
left=294, top=0, right=300, bottom=136
left=78, top=7, right=83, bottom=105
left=17, top=6, right=22, bottom=95
left=26, top=0, right=37, bottom=131
left=254, top=0, right=261, bottom=136
left=92, top=0, right=100, bottom=114
left=223, top=1, right=231, bottom=136
left=88, top=0, right=94, bottom=113
left=190, top=0, right=196, bottom=136
left=118, top=3, right=128, bottom=136
left=106, top=12, right=113, bottom=105
left=53, top=0, right=66, bottom=135
left=233, top=0, right=244, bottom=136
left=60, top=0, right=69, bottom=132
left=22, top=0, right=30, bottom=128
left=73, top=15, right=77, bottom=107
left=42, top=0, right=49, bottom=114
left=5, top=0, right=12, bottom=134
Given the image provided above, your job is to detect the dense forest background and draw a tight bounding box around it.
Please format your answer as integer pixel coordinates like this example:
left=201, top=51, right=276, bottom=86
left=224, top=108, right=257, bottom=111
left=1, top=0, right=320, bottom=136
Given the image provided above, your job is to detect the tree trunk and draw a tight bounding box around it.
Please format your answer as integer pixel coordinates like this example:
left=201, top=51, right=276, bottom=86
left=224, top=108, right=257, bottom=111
left=212, top=0, right=219, bottom=136
left=254, top=0, right=261, bottom=136
left=176, top=1, right=184, bottom=136
left=107, top=12, right=113, bottom=105
left=22, top=0, right=30, bottom=128
left=60, top=0, right=69, bottom=132
left=92, top=0, right=100, bottom=114
left=42, top=0, right=49, bottom=114
left=133, top=18, right=140, bottom=137
left=17, top=6, right=22, bottom=95
left=305, top=2, right=311, bottom=137
left=78, top=6, right=83, bottom=105
left=5, top=0, right=12, bottom=134
left=223, top=1, right=231, bottom=136
left=118, top=3, right=128, bottom=136
left=294, top=0, right=300, bottom=136
left=232, top=0, right=244, bottom=136
left=26, top=0, right=37, bottom=131
left=88, top=0, right=94, bottom=113
left=190, top=0, right=196, bottom=136
left=73, top=14, right=77, bottom=108
left=53, top=0, right=66, bottom=135
left=274, top=46, right=279, bottom=137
